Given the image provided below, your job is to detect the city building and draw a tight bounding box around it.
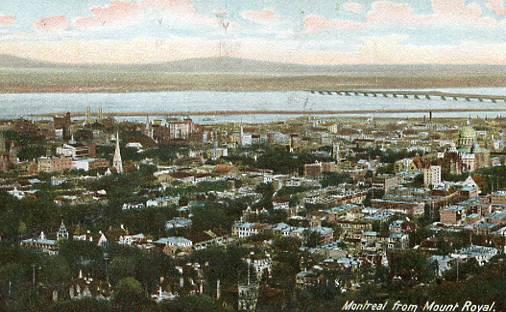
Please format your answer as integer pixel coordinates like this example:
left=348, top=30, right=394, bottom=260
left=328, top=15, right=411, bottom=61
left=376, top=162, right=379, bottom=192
left=37, top=156, right=73, bottom=173
left=423, top=165, right=441, bottom=188
left=304, top=162, right=322, bottom=178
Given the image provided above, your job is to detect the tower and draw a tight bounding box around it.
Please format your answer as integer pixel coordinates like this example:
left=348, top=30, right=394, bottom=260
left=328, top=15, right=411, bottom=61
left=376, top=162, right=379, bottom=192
left=332, top=142, right=340, bottom=161
left=238, top=254, right=259, bottom=312
left=57, top=220, right=69, bottom=240
left=8, top=142, right=17, bottom=165
left=0, top=131, right=6, bottom=154
left=240, top=125, right=244, bottom=147
left=113, top=131, right=123, bottom=174
left=144, top=115, right=153, bottom=139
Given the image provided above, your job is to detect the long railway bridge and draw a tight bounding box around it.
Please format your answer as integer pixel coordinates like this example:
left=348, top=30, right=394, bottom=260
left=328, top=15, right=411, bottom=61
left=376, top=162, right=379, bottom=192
left=308, top=89, right=506, bottom=102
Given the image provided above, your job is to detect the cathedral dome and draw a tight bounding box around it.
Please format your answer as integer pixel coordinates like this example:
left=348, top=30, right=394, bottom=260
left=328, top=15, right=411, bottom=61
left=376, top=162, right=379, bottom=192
left=459, top=126, right=477, bottom=140
left=457, top=126, right=477, bottom=150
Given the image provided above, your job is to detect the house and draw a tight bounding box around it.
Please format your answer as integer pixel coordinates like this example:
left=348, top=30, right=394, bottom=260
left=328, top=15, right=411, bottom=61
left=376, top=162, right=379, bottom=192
left=450, top=245, right=498, bottom=266
left=296, top=269, right=322, bottom=288
left=56, top=143, right=96, bottom=159
left=122, top=203, right=146, bottom=211
left=20, top=232, right=58, bottom=255
left=118, top=233, right=146, bottom=246
left=37, top=156, right=72, bottom=173
left=271, top=223, right=293, bottom=237
left=232, top=222, right=270, bottom=238
left=165, top=217, right=192, bottom=231
left=440, top=205, right=466, bottom=225
left=272, top=199, right=290, bottom=211
left=388, top=232, right=410, bottom=249
left=146, top=196, right=180, bottom=208
left=71, top=158, right=109, bottom=172
left=20, top=221, right=69, bottom=255
left=154, top=237, right=193, bottom=256
left=126, top=142, right=143, bottom=150
left=246, top=256, right=273, bottom=279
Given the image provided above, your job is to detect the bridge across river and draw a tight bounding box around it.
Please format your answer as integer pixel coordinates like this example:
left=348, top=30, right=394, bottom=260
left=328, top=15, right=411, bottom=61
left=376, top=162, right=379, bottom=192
left=29, top=107, right=506, bottom=119
left=308, top=90, right=506, bottom=102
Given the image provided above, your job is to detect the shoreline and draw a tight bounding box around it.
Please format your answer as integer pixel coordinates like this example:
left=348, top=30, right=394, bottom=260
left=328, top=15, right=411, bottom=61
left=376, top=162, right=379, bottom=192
left=1, top=72, right=505, bottom=94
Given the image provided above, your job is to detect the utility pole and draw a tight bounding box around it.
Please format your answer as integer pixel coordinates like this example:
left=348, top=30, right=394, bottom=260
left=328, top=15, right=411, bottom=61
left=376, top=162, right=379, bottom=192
left=456, top=259, right=460, bottom=282
left=104, top=252, right=110, bottom=285
left=32, top=264, right=36, bottom=288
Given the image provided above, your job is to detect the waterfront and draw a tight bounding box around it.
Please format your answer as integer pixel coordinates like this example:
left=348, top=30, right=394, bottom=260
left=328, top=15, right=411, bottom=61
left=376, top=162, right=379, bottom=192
left=1, top=88, right=505, bottom=123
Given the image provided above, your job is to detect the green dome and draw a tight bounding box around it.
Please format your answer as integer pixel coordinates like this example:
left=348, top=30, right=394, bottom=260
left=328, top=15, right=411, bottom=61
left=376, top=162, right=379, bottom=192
left=459, top=126, right=476, bottom=139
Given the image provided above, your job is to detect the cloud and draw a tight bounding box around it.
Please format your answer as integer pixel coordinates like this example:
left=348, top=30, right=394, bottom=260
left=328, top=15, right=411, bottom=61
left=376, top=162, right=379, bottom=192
left=0, top=16, right=16, bottom=26
left=367, top=1, right=429, bottom=26
left=241, top=9, right=280, bottom=24
left=303, top=14, right=363, bottom=33
left=342, top=2, right=364, bottom=14
left=486, top=0, right=506, bottom=16
left=430, top=0, right=498, bottom=27
left=34, top=16, right=70, bottom=32
left=75, top=2, right=143, bottom=30
left=305, top=0, right=503, bottom=34
left=75, top=0, right=216, bottom=30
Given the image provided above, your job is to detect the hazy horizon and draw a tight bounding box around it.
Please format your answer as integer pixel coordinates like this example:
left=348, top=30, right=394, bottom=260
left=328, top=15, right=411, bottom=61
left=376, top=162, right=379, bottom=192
left=0, top=0, right=505, bottom=66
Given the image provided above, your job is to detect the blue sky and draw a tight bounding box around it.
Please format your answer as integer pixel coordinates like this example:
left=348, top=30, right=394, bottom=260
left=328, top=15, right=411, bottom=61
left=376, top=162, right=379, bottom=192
left=0, top=0, right=504, bottom=64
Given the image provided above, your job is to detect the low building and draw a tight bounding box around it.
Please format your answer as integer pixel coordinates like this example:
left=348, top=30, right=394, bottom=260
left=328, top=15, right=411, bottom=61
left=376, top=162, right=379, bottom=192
left=304, top=162, right=322, bottom=178
left=440, top=205, right=466, bottom=225
left=56, top=143, right=96, bottom=159
left=20, top=232, right=58, bottom=255
left=71, top=158, right=109, bottom=172
left=153, top=237, right=193, bottom=256
left=37, top=156, right=72, bottom=173
left=232, top=222, right=269, bottom=238
left=451, top=245, right=498, bottom=266
left=491, top=191, right=506, bottom=205
left=147, top=196, right=180, bottom=208
left=370, top=199, right=425, bottom=216
left=165, top=217, right=192, bottom=231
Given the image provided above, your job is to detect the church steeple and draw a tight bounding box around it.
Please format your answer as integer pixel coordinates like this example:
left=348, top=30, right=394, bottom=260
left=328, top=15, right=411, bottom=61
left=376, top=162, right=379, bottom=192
left=113, top=131, right=123, bottom=174
left=57, top=220, right=69, bottom=240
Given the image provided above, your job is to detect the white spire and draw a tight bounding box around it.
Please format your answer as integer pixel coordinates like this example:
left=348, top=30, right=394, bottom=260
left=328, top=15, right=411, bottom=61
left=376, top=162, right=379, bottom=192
left=113, top=131, right=123, bottom=174
left=69, top=133, right=76, bottom=145
left=240, top=124, right=244, bottom=147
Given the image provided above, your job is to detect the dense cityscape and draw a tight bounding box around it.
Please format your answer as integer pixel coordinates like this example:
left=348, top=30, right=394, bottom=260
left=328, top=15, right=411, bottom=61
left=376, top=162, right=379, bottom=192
left=0, top=110, right=506, bottom=311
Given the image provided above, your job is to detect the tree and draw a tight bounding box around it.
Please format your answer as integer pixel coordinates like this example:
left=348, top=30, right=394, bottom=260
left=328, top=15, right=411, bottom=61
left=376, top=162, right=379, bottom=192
left=39, top=256, right=72, bottom=289
left=304, top=230, right=322, bottom=248
left=159, top=295, right=226, bottom=312
left=443, top=258, right=481, bottom=282
left=59, top=240, right=103, bottom=272
left=320, top=173, right=352, bottom=188
left=112, top=277, right=150, bottom=312
left=50, top=298, right=111, bottom=312
left=388, top=250, right=435, bottom=284
left=109, top=256, right=137, bottom=284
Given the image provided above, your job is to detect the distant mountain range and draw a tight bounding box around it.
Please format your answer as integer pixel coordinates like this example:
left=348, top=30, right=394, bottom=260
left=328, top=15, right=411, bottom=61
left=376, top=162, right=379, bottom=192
left=1, top=54, right=505, bottom=75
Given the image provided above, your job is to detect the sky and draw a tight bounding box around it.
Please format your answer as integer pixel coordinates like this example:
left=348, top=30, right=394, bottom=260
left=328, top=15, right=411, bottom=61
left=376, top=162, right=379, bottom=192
left=0, top=0, right=505, bottom=65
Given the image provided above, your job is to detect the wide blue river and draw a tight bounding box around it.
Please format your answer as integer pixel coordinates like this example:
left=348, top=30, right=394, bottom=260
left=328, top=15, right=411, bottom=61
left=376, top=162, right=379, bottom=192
left=0, top=88, right=505, bottom=123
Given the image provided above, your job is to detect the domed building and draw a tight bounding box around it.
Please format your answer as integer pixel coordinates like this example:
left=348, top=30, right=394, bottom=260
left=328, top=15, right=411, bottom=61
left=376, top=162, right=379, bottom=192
left=439, top=124, right=491, bottom=175
left=456, top=124, right=490, bottom=172
left=457, top=126, right=477, bottom=152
